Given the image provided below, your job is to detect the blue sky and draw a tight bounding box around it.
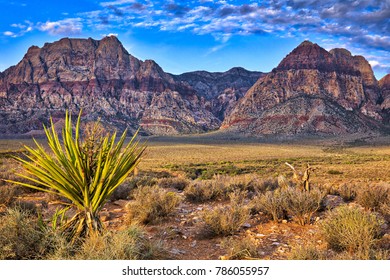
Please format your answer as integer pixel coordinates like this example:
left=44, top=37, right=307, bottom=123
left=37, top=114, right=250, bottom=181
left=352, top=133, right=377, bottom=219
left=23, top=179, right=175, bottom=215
left=1, top=0, right=389, bottom=79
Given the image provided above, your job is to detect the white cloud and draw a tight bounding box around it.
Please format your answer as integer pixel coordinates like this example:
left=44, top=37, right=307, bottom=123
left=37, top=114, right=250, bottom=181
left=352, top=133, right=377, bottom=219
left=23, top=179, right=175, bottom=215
left=3, top=31, right=16, bottom=37
left=38, top=18, right=83, bottom=36
left=369, top=60, right=380, bottom=67
left=102, top=33, right=118, bottom=37
left=100, top=0, right=135, bottom=7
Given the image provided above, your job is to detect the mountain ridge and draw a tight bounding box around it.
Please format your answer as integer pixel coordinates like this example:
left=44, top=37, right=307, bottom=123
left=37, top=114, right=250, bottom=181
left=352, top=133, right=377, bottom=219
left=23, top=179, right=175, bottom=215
left=0, top=36, right=388, bottom=136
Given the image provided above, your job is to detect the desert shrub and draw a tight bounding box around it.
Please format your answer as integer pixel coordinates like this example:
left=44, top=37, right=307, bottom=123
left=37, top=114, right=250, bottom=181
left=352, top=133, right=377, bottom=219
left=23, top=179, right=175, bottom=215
left=380, top=202, right=390, bottom=222
left=327, top=169, right=343, bottom=175
left=251, top=191, right=285, bottom=222
left=74, top=225, right=166, bottom=260
left=336, top=184, right=357, bottom=202
left=220, top=236, right=262, bottom=260
left=0, top=185, right=24, bottom=207
left=158, top=177, right=189, bottom=191
left=282, top=188, right=324, bottom=225
left=288, top=244, right=324, bottom=260
left=320, top=206, right=384, bottom=259
left=357, top=184, right=389, bottom=211
left=253, top=177, right=279, bottom=193
left=184, top=179, right=227, bottom=202
left=126, top=186, right=182, bottom=224
left=200, top=191, right=250, bottom=236
left=110, top=179, right=137, bottom=201
left=0, top=208, right=46, bottom=259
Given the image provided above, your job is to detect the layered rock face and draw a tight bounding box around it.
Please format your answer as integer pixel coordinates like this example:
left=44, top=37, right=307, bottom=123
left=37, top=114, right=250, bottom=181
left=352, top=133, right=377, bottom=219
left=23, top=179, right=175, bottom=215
left=380, top=74, right=390, bottom=109
left=174, top=67, right=264, bottom=119
left=0, top=36, right=220, bottom=135
left=222, top=41, right=385, bottom=135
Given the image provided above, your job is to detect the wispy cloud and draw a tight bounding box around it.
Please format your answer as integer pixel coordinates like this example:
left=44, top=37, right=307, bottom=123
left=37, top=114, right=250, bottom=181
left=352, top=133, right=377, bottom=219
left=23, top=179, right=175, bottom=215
left=37, top=18, right=83, bottom=36
left=2, top=0, right=389, bottom=74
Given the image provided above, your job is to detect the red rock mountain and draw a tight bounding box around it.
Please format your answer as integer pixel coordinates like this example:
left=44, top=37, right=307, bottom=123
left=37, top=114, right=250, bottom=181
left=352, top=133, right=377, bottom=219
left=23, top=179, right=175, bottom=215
left=221, top=41, right=386, bottom=135
left=0, top=38, right=388, bottom=136
left=173, top=67, right=264, bottom=120
left=0, top=36, right=222, bottom=135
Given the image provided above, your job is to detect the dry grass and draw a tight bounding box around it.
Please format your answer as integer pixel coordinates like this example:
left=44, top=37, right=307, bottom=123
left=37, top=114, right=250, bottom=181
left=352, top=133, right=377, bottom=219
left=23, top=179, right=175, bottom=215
left=220, top=236, right=263, bottom=260
left=2, top=137, right=390, bottom=260
left=356, top=184, right=390, bottom=212
left=251, top=191, right=285, bottom=222
left=282, top=188, right=325, bottom=225
left=125, top=186, right=182, bottom=224
left=200, top=191, right=250, bottom=237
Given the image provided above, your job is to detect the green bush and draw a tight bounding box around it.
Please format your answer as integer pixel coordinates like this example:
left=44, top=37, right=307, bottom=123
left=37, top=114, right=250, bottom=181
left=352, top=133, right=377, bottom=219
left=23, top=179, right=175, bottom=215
left=9, top=111, right=145, bottom=242
left=320, top=206, right=384, bottom=259
left=200, top=191, right=250, bottom=236
left=126, top=186, right=182, bottom=224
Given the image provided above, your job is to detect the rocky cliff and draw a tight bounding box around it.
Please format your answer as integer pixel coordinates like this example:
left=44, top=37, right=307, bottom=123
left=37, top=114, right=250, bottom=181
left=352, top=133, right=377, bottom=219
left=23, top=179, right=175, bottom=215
left=0, top=38, right=388, bottom=137
left=221, top=41, right=386, bottom=135
left=0, top=36, right=221, bottom=135
left=173, top=67, right=264, bottom=119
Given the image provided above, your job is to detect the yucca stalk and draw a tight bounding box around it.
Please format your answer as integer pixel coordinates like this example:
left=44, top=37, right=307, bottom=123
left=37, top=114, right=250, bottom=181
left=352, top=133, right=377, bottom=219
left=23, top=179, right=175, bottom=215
left=8, top=111, right=146, bottom=242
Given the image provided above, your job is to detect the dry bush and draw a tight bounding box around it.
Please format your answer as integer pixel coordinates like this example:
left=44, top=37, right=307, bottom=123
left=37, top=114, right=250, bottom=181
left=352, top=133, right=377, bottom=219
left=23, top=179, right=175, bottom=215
left=251, top=191, right=285, bottom=222
left=320, top=205, right=384, bottom=259
left=200, top=191, right=250, bottom=236
left=0, top=185, right=24, bottom=207
left=110, top=179, right=137, bottom=201
left=253, top=177, right=279, bottom=193
left=0, top=208, right=45, bottom=259
left=357, top=184, right=389, bottom=212
left=220, top=236, right=262, bottom=260
left=184, top=179, right=227, bottom=202
left=74, top=225, right=166, bottom=260
left=126, top=186, right=182, bottom=224
left=223, top=174, right=278, bottom=193
left=336, top=184, right=357, bottom=202
left=288, top=244, right=324, bottom=260
left=158, top=177, right=189, bottom=191
left=282, top=188, right=324, bottom=225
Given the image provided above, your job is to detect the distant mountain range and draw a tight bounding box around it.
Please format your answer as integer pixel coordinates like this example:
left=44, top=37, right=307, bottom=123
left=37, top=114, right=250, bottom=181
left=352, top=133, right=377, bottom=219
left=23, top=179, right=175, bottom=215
left=0, top=36, right=389, bottom=136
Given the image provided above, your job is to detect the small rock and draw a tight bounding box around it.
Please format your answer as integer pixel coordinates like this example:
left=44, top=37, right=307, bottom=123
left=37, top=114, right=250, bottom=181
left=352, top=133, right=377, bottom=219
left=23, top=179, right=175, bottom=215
left=256, top=234, right=266, bottom=238
left=190, top=241, right=197, bottom=247
left=272, top=242, right=280, bottom=246
left=282, top=219, right=288, bottom=224
left=196, top=207, right=203, bottom=211
left=113, top=199, right=128, bottom=207
left=243, top=223, right=251, bottom=228
left=323, top=195, right=344, bottom=209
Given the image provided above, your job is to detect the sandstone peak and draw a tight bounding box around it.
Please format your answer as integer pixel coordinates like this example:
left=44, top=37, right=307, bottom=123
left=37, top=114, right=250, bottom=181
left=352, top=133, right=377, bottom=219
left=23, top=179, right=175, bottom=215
left=276, top=40, right=333, bottom=71
left=329, top=48, right=352, bottom=57
left=379, top=74, right=390, bottom=88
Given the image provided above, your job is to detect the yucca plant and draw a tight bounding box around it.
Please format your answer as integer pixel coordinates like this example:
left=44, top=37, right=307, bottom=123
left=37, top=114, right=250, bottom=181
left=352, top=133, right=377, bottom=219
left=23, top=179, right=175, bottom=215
left=8, top=111, right=146, bottom=242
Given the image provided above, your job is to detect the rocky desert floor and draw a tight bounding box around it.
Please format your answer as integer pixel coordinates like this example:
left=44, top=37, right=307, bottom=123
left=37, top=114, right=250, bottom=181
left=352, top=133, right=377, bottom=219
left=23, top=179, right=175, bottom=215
left=1, top=134, right=390, bottom=260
